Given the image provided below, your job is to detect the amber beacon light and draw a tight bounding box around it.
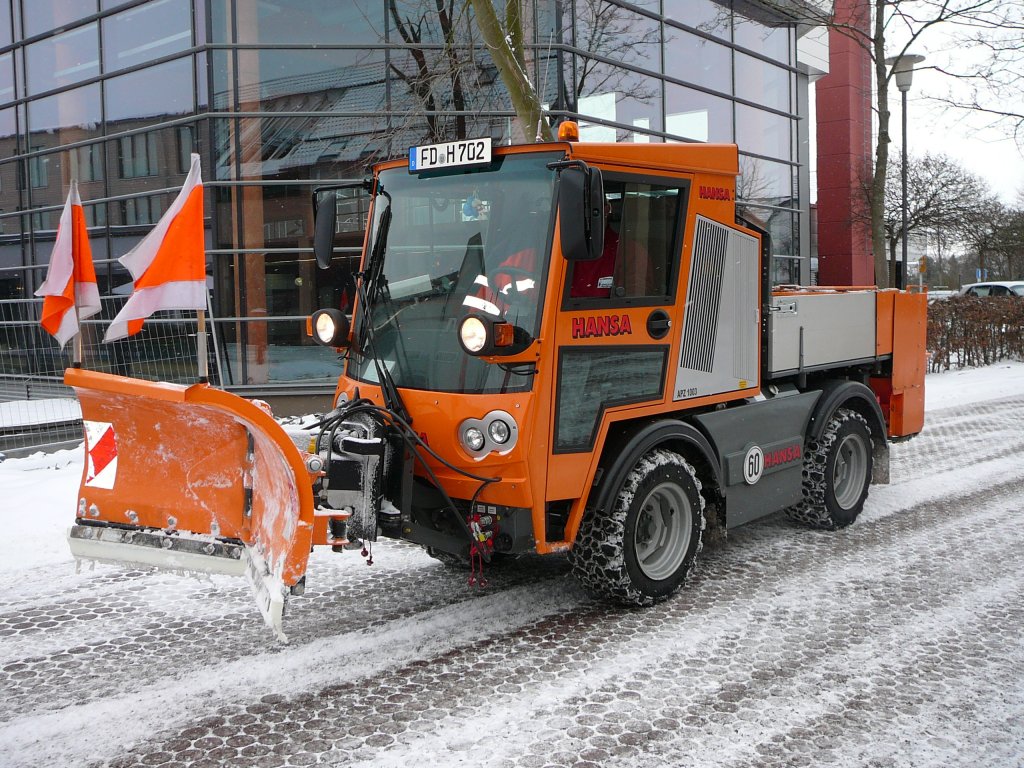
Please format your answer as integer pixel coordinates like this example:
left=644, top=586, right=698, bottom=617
left=558, top=121, right=580, bottom=142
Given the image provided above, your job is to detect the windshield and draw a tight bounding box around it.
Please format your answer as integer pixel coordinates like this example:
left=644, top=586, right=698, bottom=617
left=349, top=151, right=559, bottom=394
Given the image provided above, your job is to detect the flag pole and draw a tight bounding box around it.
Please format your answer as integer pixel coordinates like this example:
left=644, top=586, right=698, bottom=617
left=72, top=303, right=82, bottom=369
left=197, top=309, right=208, bottom=384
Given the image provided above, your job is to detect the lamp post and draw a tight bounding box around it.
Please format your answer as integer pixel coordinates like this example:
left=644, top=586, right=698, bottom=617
left=885, top=53, right=925, bottom=290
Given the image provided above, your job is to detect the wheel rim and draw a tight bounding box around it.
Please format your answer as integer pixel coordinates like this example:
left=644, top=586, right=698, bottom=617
left=833, top=433, right=869, bottom=509
left=633, top=481, right=691, bottom=581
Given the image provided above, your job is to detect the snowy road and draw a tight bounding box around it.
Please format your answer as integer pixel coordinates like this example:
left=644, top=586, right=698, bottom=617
left=1, top=365, right=1023, bottom=767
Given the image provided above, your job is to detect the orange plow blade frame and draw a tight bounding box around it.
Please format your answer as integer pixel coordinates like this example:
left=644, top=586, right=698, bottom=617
left=65, top=368, right=315, bottom=640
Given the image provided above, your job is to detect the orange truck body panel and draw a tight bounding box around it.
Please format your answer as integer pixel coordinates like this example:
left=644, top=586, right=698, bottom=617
left=872, top=291, right=927, bottom=438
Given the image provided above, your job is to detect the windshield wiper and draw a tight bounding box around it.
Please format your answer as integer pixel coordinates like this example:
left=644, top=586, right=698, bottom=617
left=353, top=186, right=411, bottom=424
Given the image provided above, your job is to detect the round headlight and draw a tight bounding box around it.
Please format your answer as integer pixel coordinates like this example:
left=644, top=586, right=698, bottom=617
left=311, top=308, right=350, bottom=347
left=488, top=419, right=510, bottom=444
left=464, top=426, right=485, bottom=452
left=315, top=312, right=337, bottom=344
left=459, top=316, right=488, bottom=354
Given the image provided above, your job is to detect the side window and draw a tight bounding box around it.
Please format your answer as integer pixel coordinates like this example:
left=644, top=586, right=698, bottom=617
left=567, top=178, right=684, bottom=303
left=990, top=285, right=1009, bottom=296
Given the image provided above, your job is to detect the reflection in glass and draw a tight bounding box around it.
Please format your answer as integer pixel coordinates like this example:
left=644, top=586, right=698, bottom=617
left=213, top=47, right=385, bottom=109
left=665, top=83, right=732, bottom=142
left=28, top=150, right=49, bottom=188
left=664, top=27, right=730, bottom=93
left=734, top=10, right=791, bottom=64
left=105, top=57, right=194, bottom=125
left=737, top=155, right=795, bottom=207
left=122, top=196, right=164, bottom=225
left=224, top=0, right=382, bottom=46
left=23, top=0, right=97, bottom=39
left=109, top=128, right=192, bottom=187
left=69, top=142, right=104, bottom=182
left=25, top=23, right=100, bottom=95
left=0, top=107, right=14, bottom=140
left=576, top=66, right=664, bottom=143
left=736, top=104, right=792, bottom=161
left=735, top=52, right=790, bottom=113
left=573, top=2, right=660, bottom=101
left=664, top=0, right=731, bottom=39
left=27, top=83, right=102, bottom=144
left=0, top=53, right=14, bottom=103
left=102, top=0, right=192, bottom=72
left=0, top=3, right=10, bottom=48
left=119, top=133, right=158, bottom=178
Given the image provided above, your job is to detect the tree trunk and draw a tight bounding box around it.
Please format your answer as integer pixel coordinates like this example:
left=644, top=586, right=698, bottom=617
left=469, top=0, right=552, bottom=142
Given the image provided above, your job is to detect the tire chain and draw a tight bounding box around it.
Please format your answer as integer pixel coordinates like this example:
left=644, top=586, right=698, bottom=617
left=785, top=408, right=870, bottom=530
left=568, top=449, right=705, bottom=606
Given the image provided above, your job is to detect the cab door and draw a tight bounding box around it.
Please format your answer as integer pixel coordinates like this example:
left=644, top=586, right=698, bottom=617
left=545, top=173, right=690, bottom=512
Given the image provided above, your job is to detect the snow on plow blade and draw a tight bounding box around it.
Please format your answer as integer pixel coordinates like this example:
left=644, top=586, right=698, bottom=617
left=65, top=368, right=315, bottom=641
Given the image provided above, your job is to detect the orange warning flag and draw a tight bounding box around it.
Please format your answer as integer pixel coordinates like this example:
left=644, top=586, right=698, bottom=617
left=35, top=181, right=101, bottom=348
left=105, top=153, right=206, bottom=341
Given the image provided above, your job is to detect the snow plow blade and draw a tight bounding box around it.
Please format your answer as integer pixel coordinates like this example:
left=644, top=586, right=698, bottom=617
left=64, top=368, right=315, bottom=641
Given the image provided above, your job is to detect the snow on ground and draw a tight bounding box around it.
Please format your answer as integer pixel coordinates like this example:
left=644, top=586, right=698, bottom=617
left=925, top=359, right=1024, bottom=409
left=0, top=447, right=82, bottom=573
left=0, top=362, right=1021, bottom=767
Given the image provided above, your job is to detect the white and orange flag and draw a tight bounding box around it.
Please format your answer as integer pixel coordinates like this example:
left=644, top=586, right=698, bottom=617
left=35, top=181, right=101, bottom=348
left=105, top=153, right=206, bottom=342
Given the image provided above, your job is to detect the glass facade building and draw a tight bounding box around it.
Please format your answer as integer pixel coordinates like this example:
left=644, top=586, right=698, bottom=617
left=0, top=0, right=818, bottom=396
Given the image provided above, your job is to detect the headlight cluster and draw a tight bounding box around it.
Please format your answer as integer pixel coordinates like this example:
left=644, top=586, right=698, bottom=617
left=459, top=410, right=519, bottom=459
left=457, top=314, right=516, bottom=356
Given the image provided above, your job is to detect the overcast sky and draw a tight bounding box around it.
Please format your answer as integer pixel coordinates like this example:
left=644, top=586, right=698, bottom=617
left=808, top=14, right=1024, bottom=207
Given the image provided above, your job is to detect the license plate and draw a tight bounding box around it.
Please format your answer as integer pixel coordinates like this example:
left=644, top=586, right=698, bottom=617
left=409, top=138, right=492, bottom=172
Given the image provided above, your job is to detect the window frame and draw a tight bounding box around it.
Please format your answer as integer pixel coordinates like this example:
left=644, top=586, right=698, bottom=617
left=561, top=171, right=690, bottom=312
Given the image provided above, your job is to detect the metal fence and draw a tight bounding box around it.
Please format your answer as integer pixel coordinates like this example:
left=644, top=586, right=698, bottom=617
left=0, top=294, right=219, bottom=457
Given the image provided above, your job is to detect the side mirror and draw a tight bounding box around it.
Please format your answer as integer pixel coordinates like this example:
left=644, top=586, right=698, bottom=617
left=313, top=190, right=338, bottom=269
left=558, top=166, right=605, bottom=261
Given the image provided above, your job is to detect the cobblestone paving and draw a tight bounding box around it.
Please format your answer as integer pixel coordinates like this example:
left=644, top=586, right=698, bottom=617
left=2, top=395, right=1023, bottom=767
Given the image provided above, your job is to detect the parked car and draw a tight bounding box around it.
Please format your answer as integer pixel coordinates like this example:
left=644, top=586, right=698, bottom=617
left=958, top=281, right=1024, bottom=297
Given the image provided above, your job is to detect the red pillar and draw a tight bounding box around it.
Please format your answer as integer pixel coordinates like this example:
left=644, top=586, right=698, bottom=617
left=815, top=0, right=873, bottom=286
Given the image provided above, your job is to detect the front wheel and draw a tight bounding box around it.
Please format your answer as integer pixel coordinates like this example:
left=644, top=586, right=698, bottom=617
left=569, top=449, right=705, bottom=606
left=786, top=408, right=873, bottom=530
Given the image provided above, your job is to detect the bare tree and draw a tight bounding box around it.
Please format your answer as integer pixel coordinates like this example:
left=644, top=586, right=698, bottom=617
left=470, top=0, right=552, bottom=141
left=970, top=203, right=1024, bottom=280
left=925, top=4, right=1024, bottom=147
left=726, top=0, right=1023, bottom=287
left=569, top=0, right=660, bottom=111
left=872, top=152, right=997, bottom=276
left=387, top=0, right=477, bottom=143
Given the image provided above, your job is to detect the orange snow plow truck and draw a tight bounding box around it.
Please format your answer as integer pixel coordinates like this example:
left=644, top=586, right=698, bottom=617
left=66, top=128, right=926, bottom=639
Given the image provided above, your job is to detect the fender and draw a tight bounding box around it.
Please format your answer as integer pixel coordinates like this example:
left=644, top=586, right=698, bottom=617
left=589, top=419, right=723, bottom=515
left=808, top=379, right=890, bottom=483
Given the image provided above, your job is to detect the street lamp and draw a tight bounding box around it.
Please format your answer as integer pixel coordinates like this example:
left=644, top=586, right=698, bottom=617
left=885, top=53, right=925, bottom=290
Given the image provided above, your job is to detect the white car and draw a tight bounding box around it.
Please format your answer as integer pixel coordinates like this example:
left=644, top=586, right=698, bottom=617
left=958, top=281, right=1024, bottom=297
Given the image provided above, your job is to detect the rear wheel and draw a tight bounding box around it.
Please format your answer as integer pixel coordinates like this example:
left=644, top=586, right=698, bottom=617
left=786, top=408, right=873, bottom=530
left=569, top=449, right=705, bottom=606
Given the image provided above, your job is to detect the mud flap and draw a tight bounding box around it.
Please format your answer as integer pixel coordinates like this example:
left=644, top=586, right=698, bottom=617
left=65, top=368, right=315, bottom=640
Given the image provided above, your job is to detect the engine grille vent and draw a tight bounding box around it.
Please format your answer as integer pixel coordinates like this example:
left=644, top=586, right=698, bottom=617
left=680, top=217, right=728, bottom=373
